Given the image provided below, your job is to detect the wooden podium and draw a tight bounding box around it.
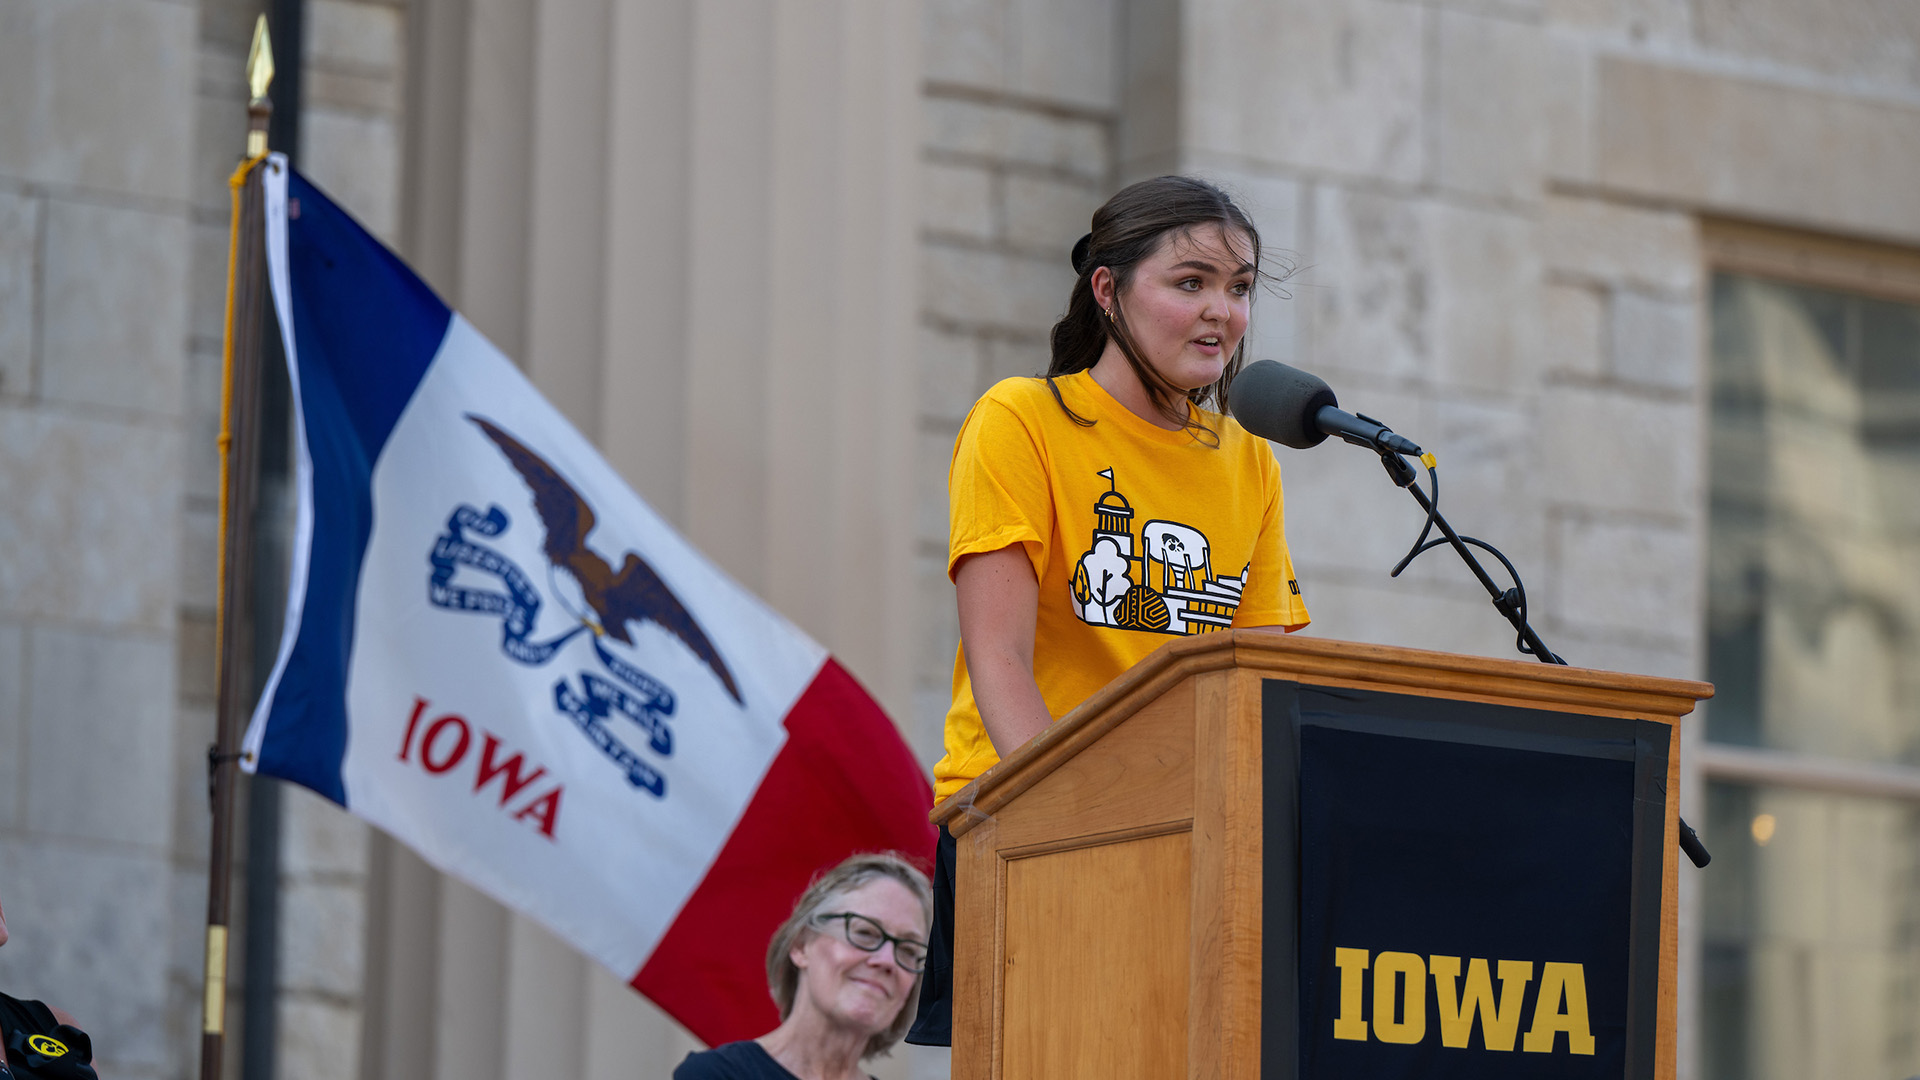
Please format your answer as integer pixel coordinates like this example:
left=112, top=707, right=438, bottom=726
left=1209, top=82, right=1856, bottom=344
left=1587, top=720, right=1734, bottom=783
left=931, top=631, right=1711, bottom=1080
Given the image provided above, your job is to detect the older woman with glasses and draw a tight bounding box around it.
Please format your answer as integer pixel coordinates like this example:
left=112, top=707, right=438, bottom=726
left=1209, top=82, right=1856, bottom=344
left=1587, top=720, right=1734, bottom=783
left=673, top=853, right=933, bottom=1080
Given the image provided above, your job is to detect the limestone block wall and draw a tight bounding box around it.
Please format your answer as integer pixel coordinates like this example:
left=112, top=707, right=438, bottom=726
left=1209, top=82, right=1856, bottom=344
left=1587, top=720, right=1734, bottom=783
left=912, top=5, right=1919, bottom=1074
left=179, top=1, right=254, bottom=1076
left=914, top=0, right=1119, bottom=760
left=1138, top=0, right=1669, bottom=677
left=1, top=0, right=1910, bottom=1077
left=0, top=0, right=198, bottom=1077
left=301, top=0, right=407, bottom=245
left=270, top=788, right=370, bottom=1080
left=1128, top=3, right=1920, bottom=1076
left=1098, top=0, right=1920, bottom=688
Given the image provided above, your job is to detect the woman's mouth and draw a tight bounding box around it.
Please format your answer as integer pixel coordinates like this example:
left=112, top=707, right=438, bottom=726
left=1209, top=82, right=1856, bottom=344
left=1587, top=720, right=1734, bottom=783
left=1192, top=336, right=1222, bottom=353
left=847, top=974, right=894, bottom=999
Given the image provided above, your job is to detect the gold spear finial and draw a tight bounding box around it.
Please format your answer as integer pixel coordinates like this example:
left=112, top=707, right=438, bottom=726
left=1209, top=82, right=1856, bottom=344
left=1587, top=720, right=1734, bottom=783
left=245, top=15, right=275, bottom=157
left=247, top=16, right=275, bottom=99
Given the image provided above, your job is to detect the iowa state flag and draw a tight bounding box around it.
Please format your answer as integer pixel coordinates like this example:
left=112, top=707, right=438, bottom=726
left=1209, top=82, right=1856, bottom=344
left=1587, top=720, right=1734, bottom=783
left=240, top=154, right=934, bottom=1043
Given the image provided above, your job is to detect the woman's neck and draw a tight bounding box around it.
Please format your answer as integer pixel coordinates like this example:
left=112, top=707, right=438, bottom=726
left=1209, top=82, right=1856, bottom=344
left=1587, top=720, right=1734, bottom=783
left=756, top=1013, right=868, bottom=1080
left=1088, top=347, right=1188, bottom=431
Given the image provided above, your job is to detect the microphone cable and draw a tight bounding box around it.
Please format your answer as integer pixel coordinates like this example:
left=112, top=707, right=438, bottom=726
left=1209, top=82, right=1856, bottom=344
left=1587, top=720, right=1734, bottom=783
left=1384, top=452, right=1558, bottom=666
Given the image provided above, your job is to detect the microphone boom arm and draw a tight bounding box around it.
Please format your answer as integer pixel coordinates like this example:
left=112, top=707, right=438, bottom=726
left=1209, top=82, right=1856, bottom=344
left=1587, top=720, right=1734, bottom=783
left=1375, top=449, right=1562, bottom=663
left=1368, top=446, right=1714, bottom=870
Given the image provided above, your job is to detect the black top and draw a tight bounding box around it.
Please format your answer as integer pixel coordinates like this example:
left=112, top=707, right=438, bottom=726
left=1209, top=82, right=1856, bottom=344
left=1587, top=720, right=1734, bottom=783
left=673, top=1042, right=799, bottom=1080
left=0, top=993, right=96, bottom=1080
left=672, top=1041, right=876, bottom=1080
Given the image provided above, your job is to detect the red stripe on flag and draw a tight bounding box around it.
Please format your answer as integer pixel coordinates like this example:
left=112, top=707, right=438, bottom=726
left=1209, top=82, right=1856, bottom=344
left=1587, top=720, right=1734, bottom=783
left=632, top=658, right=937, bottom=1046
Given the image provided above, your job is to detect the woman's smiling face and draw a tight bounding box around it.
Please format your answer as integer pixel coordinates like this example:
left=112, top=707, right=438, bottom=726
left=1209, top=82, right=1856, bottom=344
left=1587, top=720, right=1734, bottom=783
left=1103, top=221, right=1256, bottom=393
left=789, top=877, right=926, bottom=1036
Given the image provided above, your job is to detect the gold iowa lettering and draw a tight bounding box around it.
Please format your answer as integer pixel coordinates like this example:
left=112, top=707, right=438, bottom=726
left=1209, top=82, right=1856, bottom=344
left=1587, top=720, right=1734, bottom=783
left=1331, top=947, right=1596, bottom=1055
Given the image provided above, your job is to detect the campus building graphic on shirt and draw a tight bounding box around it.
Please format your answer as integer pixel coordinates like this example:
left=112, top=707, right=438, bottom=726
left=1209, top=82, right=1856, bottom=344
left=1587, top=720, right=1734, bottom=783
left=1069, top=468, right=1248, bottom=635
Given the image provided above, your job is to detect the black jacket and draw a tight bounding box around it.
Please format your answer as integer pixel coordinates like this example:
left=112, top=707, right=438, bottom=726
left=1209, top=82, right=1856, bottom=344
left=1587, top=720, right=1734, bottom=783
left=0, top=994, right=96, bottom=1080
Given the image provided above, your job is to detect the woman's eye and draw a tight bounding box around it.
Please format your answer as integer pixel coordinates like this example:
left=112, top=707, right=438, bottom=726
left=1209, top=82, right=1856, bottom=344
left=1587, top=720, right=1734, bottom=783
left=1178, top=278, right=1201, bottom=291
left=1231, top=282, right=1251, bottom=297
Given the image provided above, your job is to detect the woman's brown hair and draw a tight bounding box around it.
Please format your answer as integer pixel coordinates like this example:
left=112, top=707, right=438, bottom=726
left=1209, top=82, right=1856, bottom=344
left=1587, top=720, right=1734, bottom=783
left=1048, top=175, right=1270, bottom=442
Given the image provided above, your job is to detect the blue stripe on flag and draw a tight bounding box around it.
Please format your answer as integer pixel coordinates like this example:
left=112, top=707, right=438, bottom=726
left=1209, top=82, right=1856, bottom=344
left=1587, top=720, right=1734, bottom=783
left=254, top=168, right=452, bottom=803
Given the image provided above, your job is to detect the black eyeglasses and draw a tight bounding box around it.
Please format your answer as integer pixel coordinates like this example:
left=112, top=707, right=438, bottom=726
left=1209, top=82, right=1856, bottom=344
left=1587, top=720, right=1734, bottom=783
left=811, top=911, right=929, bottom=973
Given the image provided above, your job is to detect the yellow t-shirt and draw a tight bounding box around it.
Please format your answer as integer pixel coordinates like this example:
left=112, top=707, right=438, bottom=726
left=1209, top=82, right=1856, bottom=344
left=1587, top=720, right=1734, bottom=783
left=933, top=370, right=1311, bottom=802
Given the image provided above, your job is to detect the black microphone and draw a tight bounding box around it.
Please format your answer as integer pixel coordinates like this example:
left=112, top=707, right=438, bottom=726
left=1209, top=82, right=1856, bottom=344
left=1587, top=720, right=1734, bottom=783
left=1230, top=359, right=1423, bottom=457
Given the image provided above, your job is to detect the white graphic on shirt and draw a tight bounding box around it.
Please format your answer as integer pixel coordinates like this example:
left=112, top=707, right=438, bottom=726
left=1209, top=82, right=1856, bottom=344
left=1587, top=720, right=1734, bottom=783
left=1068, top=468, right=1248, bottom=635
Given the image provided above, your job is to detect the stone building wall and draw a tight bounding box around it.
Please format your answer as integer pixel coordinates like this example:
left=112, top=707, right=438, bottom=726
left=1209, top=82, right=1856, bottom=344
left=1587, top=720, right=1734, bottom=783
left=908, top=1, right=1920, bottom=1076
left=910, top=0, right=1918, bottom=682
left=1, top=0, right=1916, bottom=1078
left=905, top=0, right=1730, bottom=722
left=0, top=0, right=198, bottom=1078
left=0, top=0, right=402, bottom=1074
left=180, top=2, right=254, bottom=1076
left=912, top=0, right=1121, bottom=759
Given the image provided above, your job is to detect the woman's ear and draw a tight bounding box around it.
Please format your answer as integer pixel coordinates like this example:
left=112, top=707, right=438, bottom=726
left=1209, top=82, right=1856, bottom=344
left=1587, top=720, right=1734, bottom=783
left=1090, top=266, right=1116, bottom=313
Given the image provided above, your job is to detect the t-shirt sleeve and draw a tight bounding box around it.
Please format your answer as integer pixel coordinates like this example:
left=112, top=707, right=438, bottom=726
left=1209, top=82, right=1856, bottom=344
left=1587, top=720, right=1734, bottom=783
left=1233, top=446, right=1311, bottom=629
left=947, top=394, right=1051, bottom=584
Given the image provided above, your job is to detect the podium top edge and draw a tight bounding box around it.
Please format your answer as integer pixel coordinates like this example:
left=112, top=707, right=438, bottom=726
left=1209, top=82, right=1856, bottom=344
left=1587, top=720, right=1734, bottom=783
left=1225, top=630, right=1715, bottom=698
left=932, top=631, right=1712, bottom=830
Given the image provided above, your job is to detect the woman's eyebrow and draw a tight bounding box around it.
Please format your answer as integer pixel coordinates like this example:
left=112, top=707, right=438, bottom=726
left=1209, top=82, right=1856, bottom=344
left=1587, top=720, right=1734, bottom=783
left=1171, top=259, right=1256, bottom=276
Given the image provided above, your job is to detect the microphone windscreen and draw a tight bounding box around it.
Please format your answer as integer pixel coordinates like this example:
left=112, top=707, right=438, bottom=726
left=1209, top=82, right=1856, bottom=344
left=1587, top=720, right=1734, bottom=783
left=1230, top=360, right=1338, bottom=449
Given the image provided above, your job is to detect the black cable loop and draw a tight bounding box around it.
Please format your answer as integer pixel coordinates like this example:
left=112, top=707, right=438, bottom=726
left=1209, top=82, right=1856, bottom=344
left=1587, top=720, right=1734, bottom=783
left=1389, top=463, right=1441, bottom=578
left=1395, top=527, right=1552, bottom=661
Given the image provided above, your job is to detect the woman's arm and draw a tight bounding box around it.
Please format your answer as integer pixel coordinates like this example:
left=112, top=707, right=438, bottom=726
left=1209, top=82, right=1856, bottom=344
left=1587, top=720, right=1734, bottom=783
left=954, top=545, right=1054, bottom=756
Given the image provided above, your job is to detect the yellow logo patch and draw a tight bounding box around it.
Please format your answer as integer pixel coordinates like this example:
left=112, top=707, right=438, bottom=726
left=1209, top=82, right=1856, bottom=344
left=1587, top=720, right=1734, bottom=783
left=27, top=1034, right=68, bottom=1057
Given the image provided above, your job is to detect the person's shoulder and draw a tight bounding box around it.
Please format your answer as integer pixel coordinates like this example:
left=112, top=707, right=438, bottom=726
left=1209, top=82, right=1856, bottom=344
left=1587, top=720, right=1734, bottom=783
left=1, top=992, right=86, bottom=1041
left=0, top=990, right=56, bottom=1028
left=671, top=1041, right=797, bottom=1080
left=957, top=377, right=1062, bottom=450
left=976, top=375, right=1058, bottom=415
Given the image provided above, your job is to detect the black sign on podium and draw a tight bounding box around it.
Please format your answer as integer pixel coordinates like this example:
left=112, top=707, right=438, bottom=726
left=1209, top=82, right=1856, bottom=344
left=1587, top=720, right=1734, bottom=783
left=1261, top=682, right=1670, bottom=1079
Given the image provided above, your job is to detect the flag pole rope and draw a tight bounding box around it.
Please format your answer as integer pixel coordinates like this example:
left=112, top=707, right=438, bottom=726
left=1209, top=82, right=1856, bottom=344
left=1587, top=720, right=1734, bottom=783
left=203, top=19, right=276, bottom=1078
left=214, top=152, right=267, bottom=701
left=202, top=148, right=268, bottom=1079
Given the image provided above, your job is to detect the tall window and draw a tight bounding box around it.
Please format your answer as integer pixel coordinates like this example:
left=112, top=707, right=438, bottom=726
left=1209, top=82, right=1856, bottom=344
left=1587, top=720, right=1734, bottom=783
left=1700, top=224, right=1920, bottom=1080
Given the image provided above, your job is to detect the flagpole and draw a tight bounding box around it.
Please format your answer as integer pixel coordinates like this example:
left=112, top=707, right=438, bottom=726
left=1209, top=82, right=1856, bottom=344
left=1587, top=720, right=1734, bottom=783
left=202, top=17, right=276, bottom=1080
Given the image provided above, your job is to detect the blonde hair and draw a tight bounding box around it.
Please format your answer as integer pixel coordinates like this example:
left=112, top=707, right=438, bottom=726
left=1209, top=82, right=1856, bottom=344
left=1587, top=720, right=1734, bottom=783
left=765, top=852, right=934, bottom=1059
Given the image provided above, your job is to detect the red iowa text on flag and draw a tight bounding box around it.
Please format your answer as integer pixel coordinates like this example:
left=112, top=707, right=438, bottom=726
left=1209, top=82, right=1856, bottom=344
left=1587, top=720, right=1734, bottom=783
left=398, top=697, right=564, bottom=839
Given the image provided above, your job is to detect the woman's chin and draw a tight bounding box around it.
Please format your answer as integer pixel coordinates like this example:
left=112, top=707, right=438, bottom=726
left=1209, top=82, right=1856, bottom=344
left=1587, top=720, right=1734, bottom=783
left=831, top=986, right=899, bottom=1032
left=1162, top=356, right=1225, bottom=391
